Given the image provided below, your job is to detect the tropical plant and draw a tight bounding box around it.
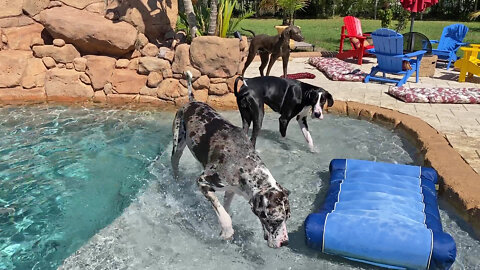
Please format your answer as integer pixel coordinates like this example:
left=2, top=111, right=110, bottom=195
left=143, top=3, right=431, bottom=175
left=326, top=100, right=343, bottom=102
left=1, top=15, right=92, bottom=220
left=260, top=0, right=309, bottom=25
left=217, top=0, right=255, bottom=38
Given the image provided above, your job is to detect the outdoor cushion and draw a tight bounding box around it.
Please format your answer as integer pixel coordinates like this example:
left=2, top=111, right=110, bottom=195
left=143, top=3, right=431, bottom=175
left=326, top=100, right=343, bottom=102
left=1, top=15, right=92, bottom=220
left=388, top=86, right=480, bottom=103
left=309, top=57, right=367, bottom=81
left=280, top=72, right=316, bottom=80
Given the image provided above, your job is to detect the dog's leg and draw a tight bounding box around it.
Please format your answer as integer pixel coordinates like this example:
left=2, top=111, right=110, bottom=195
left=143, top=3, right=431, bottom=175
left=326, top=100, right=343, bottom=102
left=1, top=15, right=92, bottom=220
left=224, top=190, right=235, bottom=214
left=171, top=110, right=187, bottom=178
left=279, top=115, right=292, bottom=137
left=266, top=53, right=280, bottom=76
left=251, top=105, right=264, bottom=147
left=297, top=116, right=315, bottom=152
left=259, top=51, right=269, bottom=77
left=198, top=174, right=234, bottom=240
left=282, top=53, right=289, bottom=78
left=242, top=45, right=258, bottom=76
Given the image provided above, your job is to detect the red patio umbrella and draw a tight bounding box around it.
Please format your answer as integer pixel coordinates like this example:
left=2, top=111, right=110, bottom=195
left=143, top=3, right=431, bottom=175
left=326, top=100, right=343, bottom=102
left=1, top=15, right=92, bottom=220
left=400, top=0, right=439, bottom=32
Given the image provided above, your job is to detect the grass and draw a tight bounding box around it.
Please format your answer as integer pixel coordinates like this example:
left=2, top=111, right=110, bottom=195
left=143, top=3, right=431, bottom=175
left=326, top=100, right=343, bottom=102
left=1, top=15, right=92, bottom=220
left=237, top=18, right=480, bottom=52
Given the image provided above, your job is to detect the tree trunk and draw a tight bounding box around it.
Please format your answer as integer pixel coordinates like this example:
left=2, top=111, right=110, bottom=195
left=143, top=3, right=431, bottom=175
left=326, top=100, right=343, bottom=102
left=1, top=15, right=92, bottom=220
left=183, top=0, right=198, bottom=40
left=374, top=0, right=378, bottom=20
left=208, top=0, right=218, bottom=35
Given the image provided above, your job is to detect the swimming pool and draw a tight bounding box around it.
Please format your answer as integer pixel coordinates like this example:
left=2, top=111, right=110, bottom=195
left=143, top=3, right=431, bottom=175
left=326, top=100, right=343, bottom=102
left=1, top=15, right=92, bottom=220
left=0, top=106, right=478, bottom=269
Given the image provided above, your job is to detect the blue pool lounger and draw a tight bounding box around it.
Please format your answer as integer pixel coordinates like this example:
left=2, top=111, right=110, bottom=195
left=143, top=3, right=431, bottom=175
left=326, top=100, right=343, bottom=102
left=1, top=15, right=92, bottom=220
left=305, top=159, right=456, bottom=270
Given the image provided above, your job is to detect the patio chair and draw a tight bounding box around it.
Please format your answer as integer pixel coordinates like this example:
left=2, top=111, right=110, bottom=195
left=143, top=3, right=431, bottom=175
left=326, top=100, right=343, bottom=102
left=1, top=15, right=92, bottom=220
left=364, top=28, right=426, bottom=87
left=454, top=44, right=480, bottom=82
left=337, top=16, right=374, bottom=65
left=430, top=24, right=469, bottom=70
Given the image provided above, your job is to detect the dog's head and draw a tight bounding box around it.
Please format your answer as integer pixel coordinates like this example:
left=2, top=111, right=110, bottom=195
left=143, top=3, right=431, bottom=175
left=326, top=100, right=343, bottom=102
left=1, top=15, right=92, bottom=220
left=247, top=168, right=291, bottom=248
left=283, top=25, right=304, bottom=42
left=306, top=88, right=334, bottom=119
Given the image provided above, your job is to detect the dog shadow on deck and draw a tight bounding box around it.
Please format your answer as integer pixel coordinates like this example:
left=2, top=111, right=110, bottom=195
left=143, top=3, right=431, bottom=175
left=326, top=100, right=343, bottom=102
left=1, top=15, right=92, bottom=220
left=285, top=170, right=384, bottom=269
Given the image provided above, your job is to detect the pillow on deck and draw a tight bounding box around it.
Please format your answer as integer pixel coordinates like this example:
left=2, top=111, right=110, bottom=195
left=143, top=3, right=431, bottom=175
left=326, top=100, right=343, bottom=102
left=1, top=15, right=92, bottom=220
left=389, top=86, right=480, bottom=104
left=309, top=57, right=367, bottom=82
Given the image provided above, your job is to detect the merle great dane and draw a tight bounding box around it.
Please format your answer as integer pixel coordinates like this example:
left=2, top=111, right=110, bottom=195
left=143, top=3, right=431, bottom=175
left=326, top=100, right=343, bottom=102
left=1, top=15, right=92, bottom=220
left=234, top=76, right=334, bottom=152
left=171, top=71, right=291, bottom=248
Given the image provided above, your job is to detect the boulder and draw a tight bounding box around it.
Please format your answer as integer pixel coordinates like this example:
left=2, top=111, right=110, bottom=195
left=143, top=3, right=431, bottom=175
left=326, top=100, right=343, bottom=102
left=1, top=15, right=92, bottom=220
left=32, top=44, right=80, bottom=63
left=140, top=43, right=159, bottom=57
left=23, top=0, right=50, bottom=17
left=207, top=93, right=237, bottom=110
left=147, top=72, right=163, bottom=88
left=45, top=68, right=94, bottom=101
left=190, top=36, right=241, bottom=77
left=85, top=2, right=106, bottom=14
left=138, top=57, right=170, bottom=74
left=172, top=44, right=190, bottom=73
left=193, top=89, right=208, bottom=103
left=0, top=0, right=23, bottom=18
left=0, top=50, right=32, bottom=88
left=140, top=86, right=157, bottom=96
left=208, top=83, right=229, bottom=96
left=93, top=90, right=107, bottom=103
left=193, top=75, right=210, bottom=90
left=42, top=57, right=56, bottom=69
left=115, top=59, right=130, bottom=69
left=3, top=23, right=44, bottom=50
left=85, top=55, right=116, bottom=90
left=106, top=0, right=178, bottom=43
left=39, top=6, right=137, bottom=56
left=21, top=58, right=47, bottom=89
left=73, top=57, right=87, bottom=72
left=59, top=0, right=102, bottom=10
left=156, top=78, right=187, bottom=100
left=0, top=15, right=35, bottom=28
left=110, top=69, right=147, bottom=94
left=53, top=39, right=66, bottom=47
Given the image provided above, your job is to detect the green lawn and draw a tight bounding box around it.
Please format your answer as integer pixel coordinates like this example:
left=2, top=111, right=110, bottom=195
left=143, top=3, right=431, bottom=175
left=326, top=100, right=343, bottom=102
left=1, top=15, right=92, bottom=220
left=237, top=18, right=480, bottom=52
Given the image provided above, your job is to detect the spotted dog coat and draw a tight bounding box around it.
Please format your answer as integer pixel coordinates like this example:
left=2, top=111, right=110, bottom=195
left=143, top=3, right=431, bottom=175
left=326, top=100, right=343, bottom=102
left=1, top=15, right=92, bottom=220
left=171, top=71, right=291, bottom=248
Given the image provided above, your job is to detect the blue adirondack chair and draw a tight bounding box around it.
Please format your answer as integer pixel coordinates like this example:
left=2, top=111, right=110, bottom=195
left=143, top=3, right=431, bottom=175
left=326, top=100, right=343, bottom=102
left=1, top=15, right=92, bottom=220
left=430, top=24, right=469, bottom=69
left=364, top=28, right=425, bottom=87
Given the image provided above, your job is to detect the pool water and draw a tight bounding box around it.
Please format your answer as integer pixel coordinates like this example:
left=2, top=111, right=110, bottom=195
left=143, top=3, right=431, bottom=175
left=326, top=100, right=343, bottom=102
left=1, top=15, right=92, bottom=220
left=0, top=106, right=478, bottom=270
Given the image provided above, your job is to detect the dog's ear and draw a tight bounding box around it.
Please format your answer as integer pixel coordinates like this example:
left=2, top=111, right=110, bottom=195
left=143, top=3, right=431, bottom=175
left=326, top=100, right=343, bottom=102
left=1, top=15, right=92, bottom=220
left=324, top=91, right=334, bottom=107
left=281, top=27, right=290, bottom=39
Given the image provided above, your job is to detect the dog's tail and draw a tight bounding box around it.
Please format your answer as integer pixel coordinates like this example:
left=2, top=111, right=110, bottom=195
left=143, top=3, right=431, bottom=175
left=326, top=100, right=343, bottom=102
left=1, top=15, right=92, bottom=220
left=241, top=27, right=255, bottom=37
left=234, top=76, right=246, bottom=97
left=184, top=70, right=194, bottom=102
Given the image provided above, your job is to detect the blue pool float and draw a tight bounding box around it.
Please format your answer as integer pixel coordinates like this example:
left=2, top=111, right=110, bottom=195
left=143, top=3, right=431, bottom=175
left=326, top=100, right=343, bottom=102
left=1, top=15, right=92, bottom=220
left=305, top=159, right=456, bottom=270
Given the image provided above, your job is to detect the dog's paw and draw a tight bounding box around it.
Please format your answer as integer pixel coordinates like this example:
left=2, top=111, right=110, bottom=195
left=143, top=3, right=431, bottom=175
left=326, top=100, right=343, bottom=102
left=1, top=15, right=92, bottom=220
left=309, top=146, right=319, bottom=153
left=220, top=228, right=234, bottom=240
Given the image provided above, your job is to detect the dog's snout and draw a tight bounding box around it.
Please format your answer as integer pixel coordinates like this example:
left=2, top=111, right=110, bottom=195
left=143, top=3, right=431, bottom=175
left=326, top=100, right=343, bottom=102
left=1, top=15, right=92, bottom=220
left=280, top=240, right=289, bottom=247
left=314, top=112, right=321, bottom=118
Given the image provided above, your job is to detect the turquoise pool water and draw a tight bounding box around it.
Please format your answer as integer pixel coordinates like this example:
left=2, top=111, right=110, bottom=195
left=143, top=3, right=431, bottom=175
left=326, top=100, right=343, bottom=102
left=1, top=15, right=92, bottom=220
left=0, top=106, right=478, bottom=270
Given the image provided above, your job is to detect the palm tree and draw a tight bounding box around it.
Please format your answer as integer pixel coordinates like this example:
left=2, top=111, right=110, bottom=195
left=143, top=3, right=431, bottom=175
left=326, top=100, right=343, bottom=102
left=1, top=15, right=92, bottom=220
left=183, top=0, right=198, bottom=40
left=208, top=0, right=218, bottom=35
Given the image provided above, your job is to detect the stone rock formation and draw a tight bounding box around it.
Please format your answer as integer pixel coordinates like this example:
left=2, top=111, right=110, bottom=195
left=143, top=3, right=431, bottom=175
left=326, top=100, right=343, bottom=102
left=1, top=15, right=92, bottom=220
left=39, top=6, right=137, bottom=56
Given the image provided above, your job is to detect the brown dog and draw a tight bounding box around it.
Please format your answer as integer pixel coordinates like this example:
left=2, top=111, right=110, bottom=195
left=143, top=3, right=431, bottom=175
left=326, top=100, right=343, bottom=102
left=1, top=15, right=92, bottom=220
left=242, top=25, right=304, bottom=78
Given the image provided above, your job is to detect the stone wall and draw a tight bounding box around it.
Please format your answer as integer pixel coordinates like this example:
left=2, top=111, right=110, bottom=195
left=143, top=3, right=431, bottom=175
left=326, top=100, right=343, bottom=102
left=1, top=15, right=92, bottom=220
left=0, top=0, right=249, bottom=109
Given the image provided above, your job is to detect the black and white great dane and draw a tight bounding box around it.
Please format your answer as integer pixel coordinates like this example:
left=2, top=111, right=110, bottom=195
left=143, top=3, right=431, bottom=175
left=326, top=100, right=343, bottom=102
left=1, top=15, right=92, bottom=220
left=171, top=71, right=291, bottom=248
left=234, top=76, right=334, bottom=152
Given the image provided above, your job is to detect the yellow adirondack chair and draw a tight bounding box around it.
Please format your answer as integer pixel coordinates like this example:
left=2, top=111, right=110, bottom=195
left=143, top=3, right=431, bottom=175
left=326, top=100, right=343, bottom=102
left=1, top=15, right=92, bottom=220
left=454, top=44, right=480, bottom=82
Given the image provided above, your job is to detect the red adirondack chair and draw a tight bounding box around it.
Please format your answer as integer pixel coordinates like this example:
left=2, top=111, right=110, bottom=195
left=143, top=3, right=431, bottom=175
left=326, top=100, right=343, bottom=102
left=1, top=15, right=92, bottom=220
left=337, top=16, right=374, bottom=65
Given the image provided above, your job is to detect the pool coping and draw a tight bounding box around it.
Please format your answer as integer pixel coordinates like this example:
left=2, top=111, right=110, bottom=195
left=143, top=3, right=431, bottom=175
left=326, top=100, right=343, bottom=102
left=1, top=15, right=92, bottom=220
left=2, top=100, right=479, bottom=238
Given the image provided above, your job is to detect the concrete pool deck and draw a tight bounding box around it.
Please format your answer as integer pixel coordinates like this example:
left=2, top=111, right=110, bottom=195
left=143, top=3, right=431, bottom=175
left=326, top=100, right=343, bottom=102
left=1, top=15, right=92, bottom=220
left=244, top=53, right=480, bottom=236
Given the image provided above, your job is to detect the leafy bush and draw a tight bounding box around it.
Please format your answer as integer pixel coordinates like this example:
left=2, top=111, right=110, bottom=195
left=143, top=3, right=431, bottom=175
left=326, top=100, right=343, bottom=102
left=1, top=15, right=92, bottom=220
left=377, top=8, right=393, bottom=28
